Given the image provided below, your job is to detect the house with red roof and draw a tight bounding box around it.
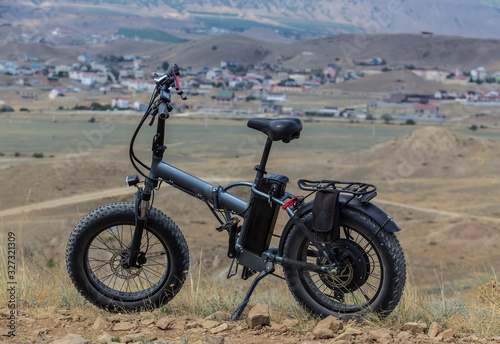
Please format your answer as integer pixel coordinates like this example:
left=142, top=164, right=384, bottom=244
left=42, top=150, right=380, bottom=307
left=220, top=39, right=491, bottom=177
left=413, top=103, right=439, bottom=117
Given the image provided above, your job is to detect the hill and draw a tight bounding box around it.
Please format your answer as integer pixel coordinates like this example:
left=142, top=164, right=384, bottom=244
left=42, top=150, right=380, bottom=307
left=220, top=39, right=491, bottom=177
left=4, top=0, right=500, bottom=40
left=271, top=34, right=500, bottom=70
left=316, top=70, right=445, bottom=94
left=2, top=33, right=500, bottom=73
left=335, top=126, right=500, bottom=180
left=160, top=34, right=285, bottom=69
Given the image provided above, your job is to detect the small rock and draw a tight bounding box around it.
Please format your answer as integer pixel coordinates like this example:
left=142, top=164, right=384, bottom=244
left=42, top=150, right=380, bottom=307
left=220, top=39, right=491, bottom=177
left=247, top=305, right=270, bottom=328
left=334, top=332, right=353, bottom=342
left=283, top=319, right=299, bottom=328
left=205, top=311, right=231, bottom=321
left=202, top=320, right=220, bottom=329
left=396, top=331, right=412, bottom=339
left=362, top=330, right=392, bottom=343
left=210, top=323, right=229, bottom=334
left=403, top=322, right=427, bottom=334
left=269, top=323, right=287, bottom=333
left=312, top=327, right=334, bottom=339
left=185, top=321, right=200, bottom=329
left=344, top=328, right=363, bottom=336
left=122, top=332, right=156, bottom=343
left=156, top=317, right=173, bottom=330
left=141, top=318, right=156, bottom=326
left=428, top=322, right=442, bottom=338
left=436, top=329, right=454, bottom=341
left=96, top=334, right=113, bottom=344
left=314, top=315, right=343, bottom=333
left=50, top=334, right=89, bottom=344
left=112, top=321, right=136, bottom=332
left=92, top=317, right=109, bottom=331
left=203, top=334, right=225, bottom=344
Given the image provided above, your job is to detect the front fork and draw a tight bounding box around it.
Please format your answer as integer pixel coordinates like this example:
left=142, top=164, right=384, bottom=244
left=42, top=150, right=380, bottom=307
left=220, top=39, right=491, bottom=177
left=123, top=181, right=153, bottom=269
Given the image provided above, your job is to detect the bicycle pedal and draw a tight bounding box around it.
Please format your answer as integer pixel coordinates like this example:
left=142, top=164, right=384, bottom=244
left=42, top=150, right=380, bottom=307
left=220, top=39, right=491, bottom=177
left=216, top=217, right=240, bottom=233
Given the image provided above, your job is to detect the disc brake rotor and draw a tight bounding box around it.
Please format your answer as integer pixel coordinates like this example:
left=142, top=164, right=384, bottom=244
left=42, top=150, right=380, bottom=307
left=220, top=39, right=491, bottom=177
left=110, top=250, right=142, bottom=279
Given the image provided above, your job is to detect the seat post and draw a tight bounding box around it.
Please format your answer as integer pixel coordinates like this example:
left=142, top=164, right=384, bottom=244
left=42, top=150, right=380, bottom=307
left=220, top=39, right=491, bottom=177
left=254, top=137, right=273, bottom=185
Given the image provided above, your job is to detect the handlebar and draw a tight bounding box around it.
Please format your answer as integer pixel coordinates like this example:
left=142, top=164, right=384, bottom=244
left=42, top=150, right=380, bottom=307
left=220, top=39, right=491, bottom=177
left=153, top=63, right=180, bottom=85
left=153, top=63, right=187, bottom=101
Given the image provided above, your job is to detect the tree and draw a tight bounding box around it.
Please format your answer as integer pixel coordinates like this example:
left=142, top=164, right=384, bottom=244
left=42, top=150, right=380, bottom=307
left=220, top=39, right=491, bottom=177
left=405, top=119, right=417, bottom=125
left=381, top=114, right=393, bottom=124
left=469, top=124, right=478, bottom=131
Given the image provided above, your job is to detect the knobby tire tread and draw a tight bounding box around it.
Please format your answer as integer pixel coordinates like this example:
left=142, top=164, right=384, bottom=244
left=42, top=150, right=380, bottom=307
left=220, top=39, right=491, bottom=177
left=66, top=201, right=189, bottom=311
left=283, top=207, right=406, bottom=319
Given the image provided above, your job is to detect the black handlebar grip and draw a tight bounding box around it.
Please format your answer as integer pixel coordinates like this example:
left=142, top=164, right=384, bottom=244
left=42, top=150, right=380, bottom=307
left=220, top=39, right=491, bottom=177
left=158, top=102, right=169, bottom=119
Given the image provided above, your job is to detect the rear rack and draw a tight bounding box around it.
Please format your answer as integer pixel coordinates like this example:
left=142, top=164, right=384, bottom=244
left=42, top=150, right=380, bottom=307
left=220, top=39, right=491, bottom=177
left=298, top=179, right=377, bottom=203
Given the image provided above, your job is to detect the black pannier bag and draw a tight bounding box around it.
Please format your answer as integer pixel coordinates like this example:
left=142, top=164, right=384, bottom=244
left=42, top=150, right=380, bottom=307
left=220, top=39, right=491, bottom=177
left=312, top=189, right=340, bottom=243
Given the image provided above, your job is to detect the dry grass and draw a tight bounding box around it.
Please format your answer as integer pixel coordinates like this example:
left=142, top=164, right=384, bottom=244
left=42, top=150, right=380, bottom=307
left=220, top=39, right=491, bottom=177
left=1, top=239, right=499, bottom=337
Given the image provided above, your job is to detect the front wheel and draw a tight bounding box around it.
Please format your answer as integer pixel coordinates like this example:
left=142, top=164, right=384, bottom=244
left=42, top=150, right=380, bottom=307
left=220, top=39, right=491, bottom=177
left=66, top=202, right=189, bottom=311
left=283, top=207, right=406, bottom=319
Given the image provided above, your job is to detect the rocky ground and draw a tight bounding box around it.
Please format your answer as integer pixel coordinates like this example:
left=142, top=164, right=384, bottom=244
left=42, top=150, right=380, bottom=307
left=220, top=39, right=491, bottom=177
left=1, top=305, right=499, bottom=344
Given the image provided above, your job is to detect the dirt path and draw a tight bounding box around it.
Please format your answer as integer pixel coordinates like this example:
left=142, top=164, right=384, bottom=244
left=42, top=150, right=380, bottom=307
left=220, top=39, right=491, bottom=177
left=2, top=185, right=499, bottom=224
left=374, top=199, right=500, bottom=223
left=0, top=177, right=235, bottom=218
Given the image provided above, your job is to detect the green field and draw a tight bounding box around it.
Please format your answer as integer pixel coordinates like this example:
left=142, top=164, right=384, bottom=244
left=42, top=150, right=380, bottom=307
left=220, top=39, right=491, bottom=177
left=260, top=15, right=362, bottom=34
left=116, top=28, right=188, bottom=43
left=0, top=115, right=414, bottom=158
left=482, top=0, right=500, bottom=7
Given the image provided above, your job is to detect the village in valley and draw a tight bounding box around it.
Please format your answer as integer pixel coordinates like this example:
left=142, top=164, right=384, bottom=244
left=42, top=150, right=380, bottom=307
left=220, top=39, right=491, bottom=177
left=1, top=45, right=500, bottom=123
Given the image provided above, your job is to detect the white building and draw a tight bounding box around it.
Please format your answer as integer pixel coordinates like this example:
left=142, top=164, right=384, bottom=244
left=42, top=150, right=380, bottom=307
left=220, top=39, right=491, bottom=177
left=112, top=96, right=130, bottom=109
left=81, top=73, right=99, bottom=86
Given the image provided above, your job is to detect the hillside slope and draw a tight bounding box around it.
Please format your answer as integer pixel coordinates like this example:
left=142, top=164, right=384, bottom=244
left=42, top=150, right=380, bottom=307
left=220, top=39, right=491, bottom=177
left=4, top=0, right=500, bottom=39
left=336, top=127, right=500, bottom=180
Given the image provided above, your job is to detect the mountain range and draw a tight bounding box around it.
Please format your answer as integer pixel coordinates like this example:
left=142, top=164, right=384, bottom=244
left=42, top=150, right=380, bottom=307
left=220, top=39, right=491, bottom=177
left=2, top=0, right=500, bottom=41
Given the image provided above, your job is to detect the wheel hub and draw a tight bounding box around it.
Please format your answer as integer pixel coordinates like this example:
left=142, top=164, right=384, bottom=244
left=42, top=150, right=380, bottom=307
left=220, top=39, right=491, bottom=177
left=317, top=239, right=370, bottom=292
left=110, top=250, right=142, bottom=279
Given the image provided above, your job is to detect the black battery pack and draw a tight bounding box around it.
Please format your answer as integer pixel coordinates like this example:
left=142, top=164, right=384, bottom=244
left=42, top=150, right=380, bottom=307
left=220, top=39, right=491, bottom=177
left=241, top=174, right=289, bottom=255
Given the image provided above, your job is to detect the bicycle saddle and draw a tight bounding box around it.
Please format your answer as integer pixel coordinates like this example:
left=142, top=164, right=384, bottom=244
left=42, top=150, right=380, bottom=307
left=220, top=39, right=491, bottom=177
left=247, top=117, right=302, bottom=143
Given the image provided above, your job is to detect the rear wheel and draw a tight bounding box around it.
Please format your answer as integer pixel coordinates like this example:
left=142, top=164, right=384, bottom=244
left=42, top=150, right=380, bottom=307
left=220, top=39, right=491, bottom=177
left=66, top=202, right=189, bottom=311
left=283, top=207, right=406, bottom=319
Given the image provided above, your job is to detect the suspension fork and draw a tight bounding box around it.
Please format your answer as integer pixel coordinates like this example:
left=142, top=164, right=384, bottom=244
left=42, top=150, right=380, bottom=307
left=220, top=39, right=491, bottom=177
left=122, top=182, right=152, bottom=269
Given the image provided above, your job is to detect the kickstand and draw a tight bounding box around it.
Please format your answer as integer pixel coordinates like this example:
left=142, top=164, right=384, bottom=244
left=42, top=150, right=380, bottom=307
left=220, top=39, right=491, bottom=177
left=230, top=261, right=274, bottom=321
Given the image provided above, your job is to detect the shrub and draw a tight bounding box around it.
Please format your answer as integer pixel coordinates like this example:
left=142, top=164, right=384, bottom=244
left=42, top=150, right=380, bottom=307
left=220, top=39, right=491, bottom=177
left=0, top=104, right=14, bottom=112
left=33, top=152, right=44, bottom=158
left=405, top=119, right=417, bottom=125
left=381, top=114, right=393, bottom=123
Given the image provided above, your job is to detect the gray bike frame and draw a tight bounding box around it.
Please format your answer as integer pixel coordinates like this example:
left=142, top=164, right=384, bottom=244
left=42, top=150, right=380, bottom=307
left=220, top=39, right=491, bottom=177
left=150, top=157, right=294, bottom=215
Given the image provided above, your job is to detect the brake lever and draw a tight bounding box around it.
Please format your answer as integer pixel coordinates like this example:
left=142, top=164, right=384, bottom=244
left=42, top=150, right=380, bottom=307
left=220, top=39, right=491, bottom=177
left=148, top=105, right=159, bottom=126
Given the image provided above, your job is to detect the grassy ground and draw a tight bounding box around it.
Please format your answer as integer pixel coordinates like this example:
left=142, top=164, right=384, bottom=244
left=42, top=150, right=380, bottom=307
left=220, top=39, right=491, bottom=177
left=1, top=237, right=499, bottom=336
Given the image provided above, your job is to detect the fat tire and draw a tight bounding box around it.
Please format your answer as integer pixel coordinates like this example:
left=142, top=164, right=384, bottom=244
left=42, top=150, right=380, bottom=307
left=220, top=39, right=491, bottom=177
left=283, top=207, right=406, bottom=319
left=66, top=201, right=189, bottom=311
